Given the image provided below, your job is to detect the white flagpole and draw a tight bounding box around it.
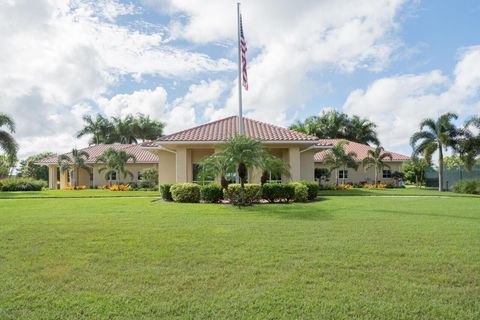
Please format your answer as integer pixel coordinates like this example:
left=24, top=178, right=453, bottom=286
left=237, top=2, right=245, bottom=135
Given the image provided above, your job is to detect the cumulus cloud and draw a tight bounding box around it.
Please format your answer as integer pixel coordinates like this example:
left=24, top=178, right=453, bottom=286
left=343, top=46, right=480, bottom=154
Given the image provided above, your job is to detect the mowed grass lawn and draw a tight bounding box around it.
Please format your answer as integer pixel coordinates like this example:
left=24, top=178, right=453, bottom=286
left=0, top=192, right=479, bottom=319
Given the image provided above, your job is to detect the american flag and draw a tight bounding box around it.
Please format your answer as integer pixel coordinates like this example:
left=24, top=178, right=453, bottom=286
left=240, top=13, right=248, bottom=90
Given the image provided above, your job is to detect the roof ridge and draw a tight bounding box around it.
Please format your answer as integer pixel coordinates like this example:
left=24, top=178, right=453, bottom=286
left=157, top=116, right=237, bottom=141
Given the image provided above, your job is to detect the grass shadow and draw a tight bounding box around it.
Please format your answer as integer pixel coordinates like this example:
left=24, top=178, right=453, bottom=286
left=240, top=200, right=334, bottom=221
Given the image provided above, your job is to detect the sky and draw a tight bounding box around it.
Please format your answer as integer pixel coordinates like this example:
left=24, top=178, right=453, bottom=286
left=1, top=0, right=479, bottom=159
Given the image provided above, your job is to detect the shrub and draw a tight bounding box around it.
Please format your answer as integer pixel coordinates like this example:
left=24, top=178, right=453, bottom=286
left=0, top=178, right=47, bottom=191
left=291, top=182, right=308, bottom=202
left=453, top=179, right=480, bottom=195
left=170, top=183, right=201, bottom=203
left=129, top=181, right=139, bottom=190
left=109, top=184, right=129, bottom=191
left=200, top=183, right=223, bottom=203
left=159, top=184, right=173, bottom=201
left=299, top=181, right=319, bottom=200
left=261, top=183, right=295, bottom=203
left=140, top=168, right=158, bottom=188
left=224, top=184, right=262, bottom=205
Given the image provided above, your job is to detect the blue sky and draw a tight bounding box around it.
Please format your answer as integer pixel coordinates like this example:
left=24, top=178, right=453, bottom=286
left=1, top=0, right=479, bottom=158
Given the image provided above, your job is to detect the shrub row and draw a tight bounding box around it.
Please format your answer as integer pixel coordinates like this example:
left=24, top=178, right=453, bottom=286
left=159, top=181, right=319, bottom=204
left=453, top=179, right=480, bottom=195
left=0, top=178, right=47, bottom=191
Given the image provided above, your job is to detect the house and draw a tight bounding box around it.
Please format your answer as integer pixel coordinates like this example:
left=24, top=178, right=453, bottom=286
left=142, top=116, right=331, bottom=184
left=36, top=144, right=158, bottom=189
left=314, top=139, right=410, bottom=184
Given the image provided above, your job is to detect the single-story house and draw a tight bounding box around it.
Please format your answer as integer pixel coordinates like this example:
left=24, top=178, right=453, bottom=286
left=142, top=116, right=331, bottom=184
left=314, top=139, right=410, bottom=184
left=36, top=144, right=158, bottom=189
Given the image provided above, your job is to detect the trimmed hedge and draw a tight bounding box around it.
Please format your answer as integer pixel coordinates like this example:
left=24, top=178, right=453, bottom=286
left=170, top=183, right=201, bottom=203
left=261, top=183, right=295, bottom=203
left=453, top=179, right=480, bottom=195
left=291, top=182, right=308, bottom=202
left=159, top=184, right=173, bottom=201
left=0, top=178, right=47, bottom=191
left=224, top=184, right=262, bottom=205
left=200, top=183, right=223, bottom=203
left=299, top=181, right=319, bottom=200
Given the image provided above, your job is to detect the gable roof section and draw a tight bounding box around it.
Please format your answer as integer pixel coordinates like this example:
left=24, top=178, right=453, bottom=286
left=143, top=116, right=324, bottom=146
left=314, top=139, right=410, bottom=162
left=36, top=144, right=158, bottom=165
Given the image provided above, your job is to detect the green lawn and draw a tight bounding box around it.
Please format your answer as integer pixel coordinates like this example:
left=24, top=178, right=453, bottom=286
left=0, top=189, right=159, bottom=199
left=0, top=193, right=479, bottom=319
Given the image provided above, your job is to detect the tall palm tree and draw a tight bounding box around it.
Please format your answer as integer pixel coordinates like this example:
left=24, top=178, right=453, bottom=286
left=112, top=116, right=137, bottom=144
left=322, top=140, right=358, bottom=185
left=362, top=146, right=393, bottom=185
left=133, top=114, right=164, bottom=142
left=77, top=114, right=113, bottom=145
left=289, top=116, right=320, bottom=136
left=0, top=113, right=19, bottom=161
left=347, top=115, right=380, bottom=145
left=58, top=149, right=90, bottom=188
left=410, top=112, right=459, bottom=191
left=96, top=148, right=137, bottom=185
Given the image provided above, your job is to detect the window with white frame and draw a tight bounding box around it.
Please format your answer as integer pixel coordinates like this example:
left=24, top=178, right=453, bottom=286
left=382, top=169, right=392, bottom=178
left=339, top=170, right=348, bottom=179
left=267, top=171, right=282, bottom=183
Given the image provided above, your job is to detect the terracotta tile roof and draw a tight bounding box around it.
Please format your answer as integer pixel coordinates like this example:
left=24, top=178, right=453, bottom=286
left=36, top=144, right=158, bottom=165
left=314, top=139, right=410, bottom=162
left=143, top=116, right=321, bottom=146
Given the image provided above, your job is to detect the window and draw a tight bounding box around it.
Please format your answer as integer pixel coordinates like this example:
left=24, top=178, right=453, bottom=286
left=137, top=171, right=142, bottom=180
left=225, top=172, right=237, bottom=184
left=267, top=171, right=282, bottom=183
left=383, top=169, right=392, bottom=178
left=339, top=170, right=348, bottom=179
left=109, top=171, right=117, bottom=181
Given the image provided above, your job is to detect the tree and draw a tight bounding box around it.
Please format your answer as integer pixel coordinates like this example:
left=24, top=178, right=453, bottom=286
left=290, top=110, right=379, bottom=145
left=18, top=152, right=56, bottom=180
left=0, top=113, right=19, bottom=161
left=58, top=149, right=90, bottom=188
left=322, top=140, right=358, bottom=185
left=260, top=154, right=291, bottom=185
left=0, top=155, right=17, bottom=178
left=443, top=156, right=464, bottom=170
left=456, top=116, right=480, bottom=171
left=96, top=148, right=137, bottom=185
left=410, top=112, right=459, bottom=191
left=77, top=114, right=113, bottom=145
left=199, top=153, right=235, bottom=189
left=112, top=115, right=138, bottom=144
left=402, top=157, right=429, bottom=186
left=362, top=145, right=393, bottom=185
left=140, top=167, right=159, bottom=188
left=133, top=114, right=164, bottom=142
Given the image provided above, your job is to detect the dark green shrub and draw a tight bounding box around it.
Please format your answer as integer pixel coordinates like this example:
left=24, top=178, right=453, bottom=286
left=159, top=184, right=173, bottom=201
left=453, top=179, right=480, bottom=195
left=224, top=184, right=262, bottom=205
left=128, top=181, right=139, bottom=190
left=0, top=178, right=47, bottom=191
left=200, top=183, right=223, bottom=203
left=141, top=168, right=159, bottom=188
left=291, top=182, right=308, bottom=202
left=299, top=181, right=319, bottom=200
left=170, top=183, right=201, bottom=203
left=261, top=183, right=295, bottom=203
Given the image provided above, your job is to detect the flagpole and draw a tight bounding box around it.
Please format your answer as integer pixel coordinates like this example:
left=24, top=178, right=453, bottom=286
left=237, top=2, right=245, bottom=135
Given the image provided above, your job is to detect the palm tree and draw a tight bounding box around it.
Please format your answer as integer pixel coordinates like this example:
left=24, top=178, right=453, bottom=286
left=199, top=153, right=235, bottom=189
left=289, top=116, right=321, bottom=136
left=112, top=116, right=137, bottom=144
left=58, top=149, right=90, bottom=188
left=260, top=154, right=291, bottom=185
left=457, top=116, right=480, bottom=171
left=96, top=148, right=137, bottom=185
left=322, top=140, right=358, bottom=185
left=0, top=113, right=19, bottom=161
left=362, top=146, right=393, bottom=185
left=133, top=114, right=164, bottom=142
left=410, top=112, right=459, bottom=191
left=347, top=115, right=380, bottom=145
left=77, top=114, right=113, bottom=145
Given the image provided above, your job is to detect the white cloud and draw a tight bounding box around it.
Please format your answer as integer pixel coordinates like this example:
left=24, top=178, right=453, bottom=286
left=343, top=46, right=480, bottom=154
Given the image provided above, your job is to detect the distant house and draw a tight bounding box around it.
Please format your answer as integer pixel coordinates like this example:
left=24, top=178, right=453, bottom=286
left=36, top=144, right=158, bottom=189
left=314, top=139, right=410, bottom=184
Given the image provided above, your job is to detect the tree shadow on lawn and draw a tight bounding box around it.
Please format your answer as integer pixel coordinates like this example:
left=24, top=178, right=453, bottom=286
left=240, top=200, right=334, bottom=221
left=380, top=209, right=480, bottom=221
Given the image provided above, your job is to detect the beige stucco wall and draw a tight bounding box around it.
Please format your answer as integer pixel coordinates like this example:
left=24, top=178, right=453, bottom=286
left=156, top=150, right=177, bottom=184
left=300, top=150, right=316, bottom=182
left=315, top=161, right=404, bottom=184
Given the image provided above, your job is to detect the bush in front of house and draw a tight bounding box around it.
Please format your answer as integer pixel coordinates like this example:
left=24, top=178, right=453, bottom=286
left=299, top=181, right=319, bottom=200
left=0, top=178, right=47, bottom=191
left=261, top=183, right=295, bottom=203
left=224, top=183, right=262, bottom=205
left=200, top=183, right=223, bottom=203
left=291, top=182, right=308, bottom=202
left=170, top=183, right=201, bottom=203
left=453, top=179, right=480, bottom=195
left=159, top=183, right=173, bottom=201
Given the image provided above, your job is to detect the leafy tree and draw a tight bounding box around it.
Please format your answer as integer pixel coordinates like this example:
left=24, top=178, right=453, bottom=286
left=0, top=155, right=17, bottom=178
left=260, top=154, right=291, bottom=185
left=410, top=113, right=459, bottom=191
left=443, top=156, right=464, bottom=170
left=456, top=116, right=480, bottom=171
left=140, top=167, right=159, bottom=188
left=402, top=157, right=429, bottom=186
left=96, top=148, right=136, bottom=185
left=362, top=145, right=393, bottom=185
left=199, top=153, right=235, bottom=189
left=322, top=140, right=358, bottom=185
left=290, top=110, right=379, bottom=145
left=58, top=149, right=90, bottom=188
left=18, top=152, right=56, bottom=180
left=0, top=113, right=18, bottom=160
